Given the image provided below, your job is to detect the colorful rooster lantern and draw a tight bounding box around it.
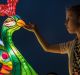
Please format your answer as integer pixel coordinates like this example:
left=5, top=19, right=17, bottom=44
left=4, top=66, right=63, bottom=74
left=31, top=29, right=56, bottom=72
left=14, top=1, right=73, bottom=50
left=0, top=15, right=38, bottom=75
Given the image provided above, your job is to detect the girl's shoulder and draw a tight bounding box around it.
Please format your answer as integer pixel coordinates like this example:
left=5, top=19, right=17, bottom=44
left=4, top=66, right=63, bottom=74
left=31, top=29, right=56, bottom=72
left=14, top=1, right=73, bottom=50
left=59, top=39, right=75, bottom=54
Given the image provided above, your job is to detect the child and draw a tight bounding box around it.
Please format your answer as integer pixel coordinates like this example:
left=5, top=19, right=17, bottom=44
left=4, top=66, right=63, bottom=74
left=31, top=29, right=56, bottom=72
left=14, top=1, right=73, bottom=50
left=23, top=5, right=80, bottom=75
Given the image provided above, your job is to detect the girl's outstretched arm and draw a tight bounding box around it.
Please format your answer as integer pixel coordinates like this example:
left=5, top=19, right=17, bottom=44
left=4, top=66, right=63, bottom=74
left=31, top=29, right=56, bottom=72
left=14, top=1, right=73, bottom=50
left=23, top=23, right=68, bottom=54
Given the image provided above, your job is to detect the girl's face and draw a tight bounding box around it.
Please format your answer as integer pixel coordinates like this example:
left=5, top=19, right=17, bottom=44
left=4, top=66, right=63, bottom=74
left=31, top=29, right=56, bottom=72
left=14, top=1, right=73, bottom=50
left=65, top=10, right=79, bottom=34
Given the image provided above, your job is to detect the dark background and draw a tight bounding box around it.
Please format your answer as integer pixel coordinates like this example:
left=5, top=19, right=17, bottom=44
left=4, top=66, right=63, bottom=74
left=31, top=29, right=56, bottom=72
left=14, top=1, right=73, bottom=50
left=0, top=0, right=80, bottom=75
left=0, top=0, right=7, bottom=3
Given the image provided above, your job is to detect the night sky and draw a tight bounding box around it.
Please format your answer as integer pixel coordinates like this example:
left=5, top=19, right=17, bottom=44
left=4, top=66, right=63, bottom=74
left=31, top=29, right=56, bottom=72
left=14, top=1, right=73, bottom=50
left=0, top=0, right=80, bottom=75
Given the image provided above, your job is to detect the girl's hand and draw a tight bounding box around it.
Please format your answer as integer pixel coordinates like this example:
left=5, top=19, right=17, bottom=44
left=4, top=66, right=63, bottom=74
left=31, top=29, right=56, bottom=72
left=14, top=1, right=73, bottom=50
left=23, top=23, right=37, bottom=32
left=17, top=19, right=37, bottom=32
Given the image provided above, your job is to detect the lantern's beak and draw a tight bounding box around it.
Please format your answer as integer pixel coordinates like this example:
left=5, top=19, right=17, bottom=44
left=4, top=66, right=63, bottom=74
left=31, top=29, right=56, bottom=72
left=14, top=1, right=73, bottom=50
left=17, top=20, right=26, bottom=27
left=17, top=20, right=32, bottom=30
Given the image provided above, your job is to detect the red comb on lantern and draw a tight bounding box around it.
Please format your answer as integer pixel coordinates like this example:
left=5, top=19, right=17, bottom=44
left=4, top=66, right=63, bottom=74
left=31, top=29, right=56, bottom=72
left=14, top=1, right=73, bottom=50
left=0, top=0, right=18, bottom=16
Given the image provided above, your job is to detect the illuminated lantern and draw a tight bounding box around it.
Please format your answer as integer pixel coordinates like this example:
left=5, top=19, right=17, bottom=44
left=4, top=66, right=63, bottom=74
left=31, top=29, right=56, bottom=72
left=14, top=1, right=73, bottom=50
left=0, top=0, right=38, bottom=74
left=0, top=15, right=38, bottom=75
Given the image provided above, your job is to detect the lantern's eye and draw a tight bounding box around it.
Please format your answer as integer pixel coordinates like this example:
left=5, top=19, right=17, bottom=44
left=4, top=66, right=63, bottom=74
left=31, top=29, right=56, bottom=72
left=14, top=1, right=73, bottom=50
left=3, top=17, right=16, bottom=27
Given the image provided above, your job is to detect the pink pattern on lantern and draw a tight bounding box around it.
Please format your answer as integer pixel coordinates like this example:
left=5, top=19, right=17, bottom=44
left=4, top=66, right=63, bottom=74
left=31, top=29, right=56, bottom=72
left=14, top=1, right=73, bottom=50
left=2, top=52, right=9, bottom=59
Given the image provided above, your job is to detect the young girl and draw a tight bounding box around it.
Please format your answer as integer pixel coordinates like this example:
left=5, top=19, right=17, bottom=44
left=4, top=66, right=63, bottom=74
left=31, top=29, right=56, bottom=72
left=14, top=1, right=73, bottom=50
left=22, top=5, right=80, bottom=75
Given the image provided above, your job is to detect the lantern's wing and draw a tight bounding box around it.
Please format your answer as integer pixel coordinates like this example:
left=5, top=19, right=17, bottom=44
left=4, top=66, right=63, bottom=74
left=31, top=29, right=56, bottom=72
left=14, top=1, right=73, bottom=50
left=0, top=40, right=13, bottom=74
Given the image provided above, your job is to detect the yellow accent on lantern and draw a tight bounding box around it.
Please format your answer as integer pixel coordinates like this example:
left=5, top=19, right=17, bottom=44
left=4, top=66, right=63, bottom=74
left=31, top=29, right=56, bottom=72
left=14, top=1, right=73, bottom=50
left=17, top=20, right=25, bottom=27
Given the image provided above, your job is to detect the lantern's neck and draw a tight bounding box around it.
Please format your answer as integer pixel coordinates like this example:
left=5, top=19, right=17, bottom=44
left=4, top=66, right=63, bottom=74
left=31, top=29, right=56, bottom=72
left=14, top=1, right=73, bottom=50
left=1, top=26, right=21, bottom=75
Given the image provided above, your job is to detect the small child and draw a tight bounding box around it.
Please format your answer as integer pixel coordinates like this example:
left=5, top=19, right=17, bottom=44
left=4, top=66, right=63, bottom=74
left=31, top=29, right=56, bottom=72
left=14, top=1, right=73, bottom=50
left=23, top=4, right=80, bottom=75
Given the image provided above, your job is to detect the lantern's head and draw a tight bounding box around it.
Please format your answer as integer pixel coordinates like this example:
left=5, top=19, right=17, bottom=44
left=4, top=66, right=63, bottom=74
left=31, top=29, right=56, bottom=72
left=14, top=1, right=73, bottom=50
left=3, top=15, right=26, bottom=31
